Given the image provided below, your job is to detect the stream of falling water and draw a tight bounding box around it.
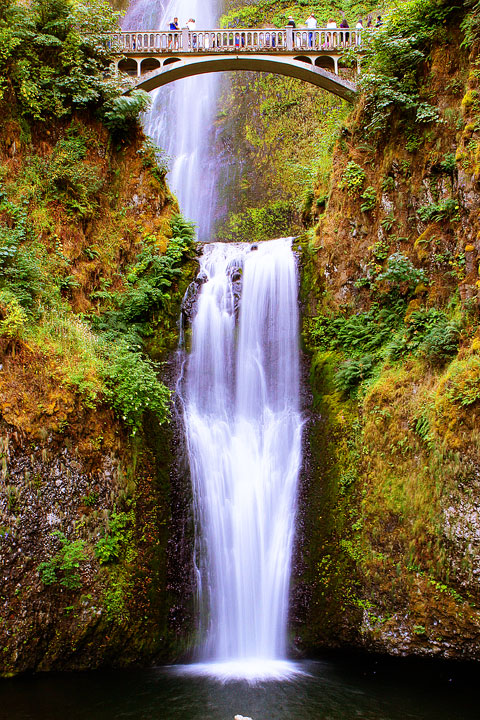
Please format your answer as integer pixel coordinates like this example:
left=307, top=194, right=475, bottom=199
left=121, top=0, right=221, bottom=240
left=121, top=0, right=303, bottom=683
left=180, top=240, right=303, bottom=681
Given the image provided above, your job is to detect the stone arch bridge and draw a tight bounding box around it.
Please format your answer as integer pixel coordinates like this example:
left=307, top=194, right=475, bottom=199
left=114, top=27, right=361, bottom=102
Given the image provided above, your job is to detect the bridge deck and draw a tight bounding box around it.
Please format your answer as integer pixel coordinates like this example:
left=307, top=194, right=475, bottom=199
left=115, top=27, right=362, bottom=56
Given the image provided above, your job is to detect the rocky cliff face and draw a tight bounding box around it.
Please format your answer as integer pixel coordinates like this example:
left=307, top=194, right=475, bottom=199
left=0, top=111, right=198, bottom=675
left=294, top=4, right=480, bottom=661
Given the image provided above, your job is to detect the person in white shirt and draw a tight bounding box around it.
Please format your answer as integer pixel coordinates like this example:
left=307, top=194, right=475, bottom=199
left=305, top=12, right=317, bottom=48
left=326, top=17, right=337, bottom=47
left=187, top=18, right=197, bottom=49
left=355, top=18, right=364, bottom=45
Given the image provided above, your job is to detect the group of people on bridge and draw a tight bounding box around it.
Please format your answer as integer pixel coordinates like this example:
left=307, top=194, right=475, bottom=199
left=164, top=12, right=382, bottom=51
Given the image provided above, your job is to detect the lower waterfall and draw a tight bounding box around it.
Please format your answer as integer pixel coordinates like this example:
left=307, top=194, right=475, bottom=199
left=180, top=239, right=303, bottom=680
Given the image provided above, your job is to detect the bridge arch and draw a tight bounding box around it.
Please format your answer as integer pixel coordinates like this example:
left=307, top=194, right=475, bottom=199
left=127, top=55, right=357, bottom=103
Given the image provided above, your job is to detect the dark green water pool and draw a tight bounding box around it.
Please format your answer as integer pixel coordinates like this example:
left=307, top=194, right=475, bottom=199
left=0, top=659, right=477, bottom=720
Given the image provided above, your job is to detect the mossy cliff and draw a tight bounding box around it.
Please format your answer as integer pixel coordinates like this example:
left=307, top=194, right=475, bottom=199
left=214, top=0, right=383, bottom=242
left=294, top=0, right=480, bottom=661
left=0, top=0, right=198, bottom=675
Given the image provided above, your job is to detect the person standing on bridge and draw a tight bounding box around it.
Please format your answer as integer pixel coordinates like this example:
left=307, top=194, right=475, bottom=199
left=339, top=16, right=349, bottom=46
left=355, top=18, right=364, bottom=45
left=286, top=16, right=296, bottom=28
left=187, top=18, right=197, bottom=49
left=326, top=17, right=337, bottom=48
left=169, top=17, right=179, bottom=49
left=306, top=13, right=317, bottom=48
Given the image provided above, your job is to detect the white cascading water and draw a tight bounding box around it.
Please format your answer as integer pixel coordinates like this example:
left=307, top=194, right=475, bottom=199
left=181, top=239, right=303, bottom=680
left=122, top=0, right=221, bottom=240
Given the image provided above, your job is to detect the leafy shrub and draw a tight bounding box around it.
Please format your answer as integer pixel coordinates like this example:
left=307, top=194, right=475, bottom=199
left=0, top=0, right=123, bottom=120
left=358, top=0, right=456, bottom=138
left=137, top=138, right=169, bottom=181
left=388, top=309, right=459, bottom=363
left=38, top=531, right=87, bottom=590
left=461, top=0, right=480, bottom=49
left=445, top=355, right=480, bottom=406
left=338, top=161, right=366, bottom=197
left=0, top=288, right=26, bottom=338
left=101, top=90, right=151, bottom=136
left=418, top=198, right=459, bottom=223
left=48, top=135, right=103, bottom=217
left=311, top=303, right=404, bottom=356
left=438, top=153, right=457, bottom=174
left=360, top=185, right=376, bottom=212
left=0, top=200, right=44, bottom=309
left=335, top=355, right=375, bottom=396
left=418, top=321, right=461, bottom=366
left=102, top=337, right=171, bottom=434
left=95, top=509, right=132, bottom=564
left=374, top=253, right=427, bottom=297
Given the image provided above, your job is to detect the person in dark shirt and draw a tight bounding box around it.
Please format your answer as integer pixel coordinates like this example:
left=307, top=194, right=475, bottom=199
left=286, top=16, right=296, bottom=28
left=375, top=15, right=383, bottom=27
left=339, top=16, right=350, bottom=44
left=168, top=17, right=179, bottom=49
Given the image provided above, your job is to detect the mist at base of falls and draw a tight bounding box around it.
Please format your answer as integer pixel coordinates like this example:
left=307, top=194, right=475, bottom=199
left=179, top=239, right=302, bottom=678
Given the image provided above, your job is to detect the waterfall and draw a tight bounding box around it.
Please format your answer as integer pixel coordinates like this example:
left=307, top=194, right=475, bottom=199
left=181, top=239, right=303, bottom=680
left=122, top=0, right=221, bottom=240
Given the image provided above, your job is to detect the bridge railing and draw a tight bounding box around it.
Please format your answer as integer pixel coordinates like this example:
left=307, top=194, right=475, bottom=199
left=115, top=28, right=362, bottom=53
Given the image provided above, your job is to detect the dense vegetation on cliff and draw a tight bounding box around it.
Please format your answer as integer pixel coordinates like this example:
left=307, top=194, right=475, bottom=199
left=0, top=0, right=197, bottom=674
left=215, top=0, right=384, bottom=241
left=295, top=0, right=480, bottom=660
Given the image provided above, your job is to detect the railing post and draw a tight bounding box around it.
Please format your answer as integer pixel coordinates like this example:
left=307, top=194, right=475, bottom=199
left=286, top=27, right=293, bottom=51
left=182, top=26, right=189, bottom=51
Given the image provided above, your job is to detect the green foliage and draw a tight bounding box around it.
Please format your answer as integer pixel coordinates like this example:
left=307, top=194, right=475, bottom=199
left=389, top=309, right=460, bottom=365
left=101, top=90, right=151, bottom=137
left=24, top=128, right=104, bottom=217
left=445, top=355, right=480, bottom=406
left=0, top=288, right=27, bottom=338
left=418, top=320, right=460, bottom=366
left=102, top=337, right=171, bottom=434
left=95, top=509, right=133, bottom=564
left=418, top=198, right=460, bottom=223
left=358, top=0, right=457, bottom=138
left=220, top=201, right=294, bottom=243
left=221, top=0, right=382, bottom=29
left=461, top=0, right=480, bottom=49
left=360, top=185, right=376, bottom=212
left=335, top=355, right=375, bottom=396
left=82, top=213, right=196, bottom=432
left=338, top=161, right=366, bottom=197
left=38, top=530, right=87, bottom=590
left=0, top=197, right=44, bottom=309
left=311, top=302, right=404, bottom=356
left=381, top=176, right=395, bottom=193
left=375, top=253, right=427, bottom=297
left=97, top=214, right=196, bottom=330
left=0, top=0, right=123, bottom=120
left=438, top=152, right=457, bottom=174
left=81, top=491, right=98, bottom=507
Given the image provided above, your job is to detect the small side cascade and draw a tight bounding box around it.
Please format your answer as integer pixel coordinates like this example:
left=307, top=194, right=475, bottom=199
left=179, top=239, right=303, bottom=680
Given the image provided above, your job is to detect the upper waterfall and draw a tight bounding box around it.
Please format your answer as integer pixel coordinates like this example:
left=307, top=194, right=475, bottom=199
left=122, top=0, right=222, bottom=240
